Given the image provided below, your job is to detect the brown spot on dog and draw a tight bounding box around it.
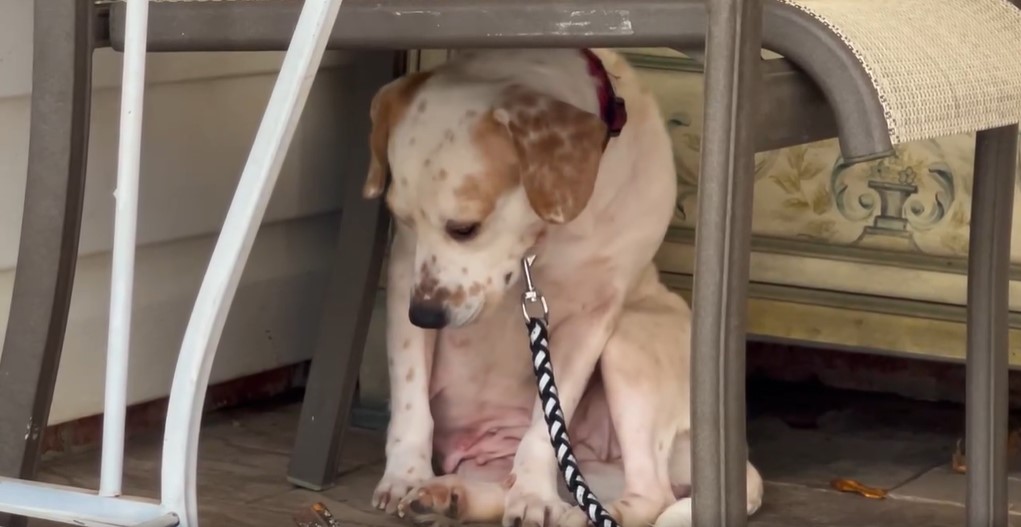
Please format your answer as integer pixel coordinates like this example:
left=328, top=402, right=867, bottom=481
left=364, top=71, right=434, bottom=199
left=486, top=276, right=493, bottom=285
left=408, top=136, right=416, bottom=146
left=400, top=176, right=409, bottom=187
left=449, top=286, right=467, bottom=308
left=493, top=85, right=606, bottom=223
left=412, top=263, right=457, bottom=308
left=469, top=282, right=482, bottom=295
left=405, top=402, right=412, bottom=411
left=406, top=466, right=415, bottom=475
left=504, top=272, right=513, bottom=285
left=451, top=176, right=497, bottom=217
left=437, top=169, right=448, bottom=181
left=413, top=265, right=439, bottom=302
left=406, top=368, right=415, bottom=382
left=444, top=129, right=455, bottom=143
left=417, top=100, right=428, bottom=113
left=446, top=113, right=523, bottom=219
left=532, top=132, right=566, bottom=155
left=461, top=267, right=468, bottom=275
left=403, top=338, right=411, bottom=349
left=424, top=158, right=432, bottom=168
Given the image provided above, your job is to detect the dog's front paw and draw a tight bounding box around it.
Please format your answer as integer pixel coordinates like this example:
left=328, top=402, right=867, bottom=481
left=373, top=464, right=434, bottom=515
left=374, top=475, right=423, bottom=515
left=396, top=476, right=466, bottom=526
left=502, top=487, right=572, bottom=527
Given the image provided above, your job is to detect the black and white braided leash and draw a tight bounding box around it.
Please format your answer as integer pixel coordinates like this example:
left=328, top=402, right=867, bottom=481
left=520, top=255, right=620, bottom=527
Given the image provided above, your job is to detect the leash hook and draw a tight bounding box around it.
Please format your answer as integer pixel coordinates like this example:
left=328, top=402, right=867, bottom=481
left=520, top=254, right=549, bottom=323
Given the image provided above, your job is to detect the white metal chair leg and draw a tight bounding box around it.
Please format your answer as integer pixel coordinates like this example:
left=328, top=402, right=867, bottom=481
left=158, top=0, right=346, bottom=524
left=101, top=0, right=149, bottom=499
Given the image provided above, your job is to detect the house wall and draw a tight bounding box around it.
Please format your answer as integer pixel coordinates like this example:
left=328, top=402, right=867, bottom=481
left=0, top=0, right=371, bottom=424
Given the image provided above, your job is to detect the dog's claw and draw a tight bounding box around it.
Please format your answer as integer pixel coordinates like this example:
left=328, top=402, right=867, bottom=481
left=373, top=474, right=426, bottom=516
left=502, top=489, right=570, bottom=527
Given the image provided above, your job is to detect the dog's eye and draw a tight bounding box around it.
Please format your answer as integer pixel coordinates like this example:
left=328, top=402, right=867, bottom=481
left=445, top=221, right=481, bottom=241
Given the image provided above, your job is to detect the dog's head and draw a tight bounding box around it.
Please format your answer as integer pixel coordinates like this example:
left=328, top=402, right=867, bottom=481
left=363, top=72, right=607, bottom=329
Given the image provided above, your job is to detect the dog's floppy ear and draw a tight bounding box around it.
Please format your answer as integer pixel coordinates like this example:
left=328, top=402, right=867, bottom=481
left=363, top=71, right=434, bottom=199
left=493, top=86, right=607, bottom=224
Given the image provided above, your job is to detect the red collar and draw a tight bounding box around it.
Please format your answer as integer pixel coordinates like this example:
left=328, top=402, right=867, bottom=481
left=581, top=49, right=627, bottom=148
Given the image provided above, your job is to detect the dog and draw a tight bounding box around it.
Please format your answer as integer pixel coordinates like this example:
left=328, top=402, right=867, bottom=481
left=362, top=48, right=763, bottom=527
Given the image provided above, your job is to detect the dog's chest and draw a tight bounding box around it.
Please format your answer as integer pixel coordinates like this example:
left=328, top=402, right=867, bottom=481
left=430, top=299, right=533, bottom=402
left=426, top=265, right=613, bottom=421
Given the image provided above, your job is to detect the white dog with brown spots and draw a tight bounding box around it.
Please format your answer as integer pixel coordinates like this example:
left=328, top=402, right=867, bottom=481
left=363, top=48, right=763, bottom=527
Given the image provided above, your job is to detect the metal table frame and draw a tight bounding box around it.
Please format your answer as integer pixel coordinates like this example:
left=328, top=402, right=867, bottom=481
left=0, top=0, right=1015, bottom=525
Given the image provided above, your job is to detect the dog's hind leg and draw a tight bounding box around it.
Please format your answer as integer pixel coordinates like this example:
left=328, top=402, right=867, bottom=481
left=654, top=434, right=764, bottom=527
left=563, top=288, right=689, bottom=527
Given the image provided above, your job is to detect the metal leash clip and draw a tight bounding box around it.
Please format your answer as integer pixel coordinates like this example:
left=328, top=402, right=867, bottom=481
left=520, top=254, right=549, bottom=323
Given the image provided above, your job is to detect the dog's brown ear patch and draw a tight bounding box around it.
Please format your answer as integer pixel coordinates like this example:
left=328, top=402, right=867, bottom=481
left=493, top=86, right=607, bottom=224
left=364, top=71, right=434, bottom=199
left=459, top=113, right=523, bottom=218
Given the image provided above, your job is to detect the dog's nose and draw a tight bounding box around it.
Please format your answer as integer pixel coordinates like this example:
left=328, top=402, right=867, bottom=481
left=408, top=301, right=448, bottom=329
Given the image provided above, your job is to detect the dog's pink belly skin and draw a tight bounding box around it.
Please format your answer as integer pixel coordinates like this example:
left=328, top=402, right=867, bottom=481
left=431, top=410, right=531, bottom=474
left=428, top=316, right=535, bottom=474
left=431, top=397, right=621, bottom=475
left=427, top=308, right=620, bottom=475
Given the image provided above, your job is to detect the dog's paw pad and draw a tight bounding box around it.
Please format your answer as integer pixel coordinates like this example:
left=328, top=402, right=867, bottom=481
left=397, top=479, right=465, bottom=526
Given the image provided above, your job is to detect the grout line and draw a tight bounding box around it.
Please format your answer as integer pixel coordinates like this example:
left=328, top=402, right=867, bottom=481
left=887, top=493, right=965, bottom=509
